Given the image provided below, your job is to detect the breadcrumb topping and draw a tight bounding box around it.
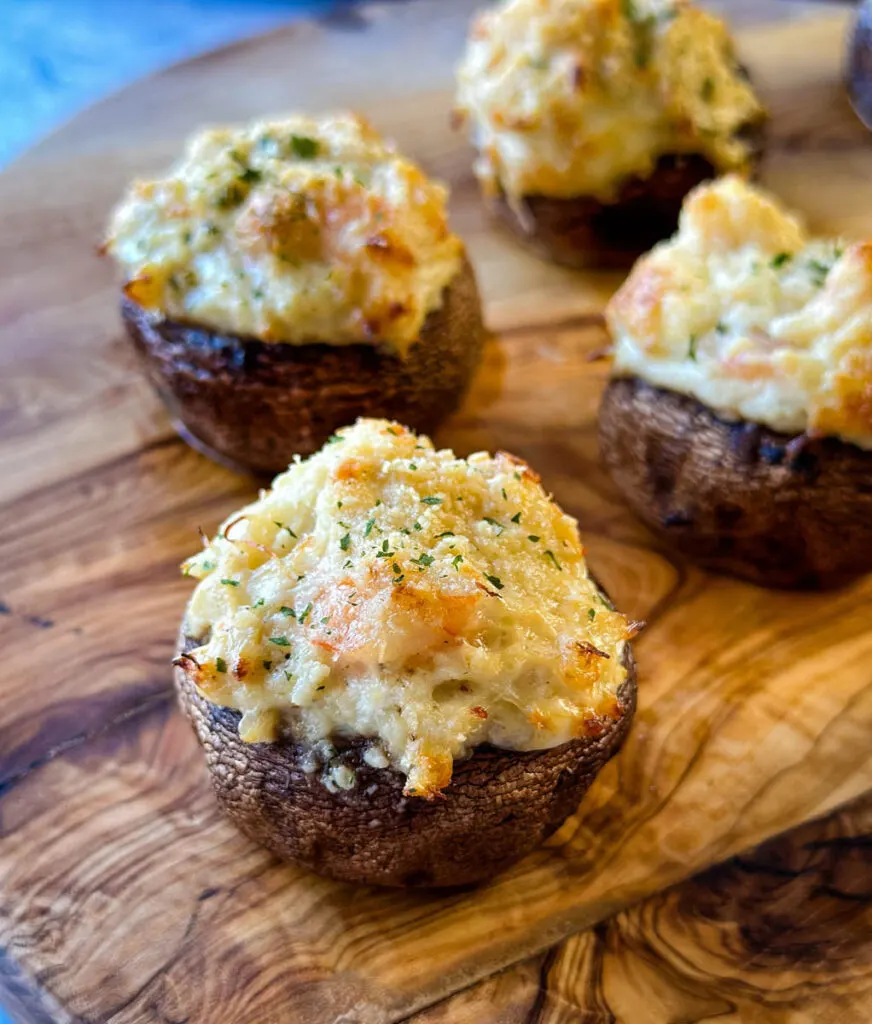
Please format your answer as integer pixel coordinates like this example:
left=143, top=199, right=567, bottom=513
left=454, top=0, right=764, bottom=202
left=180, top=419, right=632, bottom=796
left=105, top=113, right=463, bottom=354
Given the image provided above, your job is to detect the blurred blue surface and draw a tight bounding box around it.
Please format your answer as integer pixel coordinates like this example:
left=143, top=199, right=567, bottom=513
left=0, top=0, right=342, bottom=166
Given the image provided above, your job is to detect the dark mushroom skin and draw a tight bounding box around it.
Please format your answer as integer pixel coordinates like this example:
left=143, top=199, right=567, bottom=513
left=122, top=255, right=484, bottom=476
left=598, top=377, right=872, bottom=590
left=491, top=123, right=765, bottom=270
left=174, top=629, right=636, bottom=889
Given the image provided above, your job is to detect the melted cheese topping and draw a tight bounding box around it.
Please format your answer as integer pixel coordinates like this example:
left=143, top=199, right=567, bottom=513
left=454, top=0, right=764, bottom=202
left=104, top=113, right=464, bottom=354
left=608, top=176, right=872, bottom=447
left=180, top=419, right=632, bottom=797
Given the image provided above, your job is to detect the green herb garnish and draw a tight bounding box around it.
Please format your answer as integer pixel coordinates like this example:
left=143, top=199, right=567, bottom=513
left=280, top=606, right=296, bottom=617
left=484, top=574, right=504, bottom=590
left=421, top=496, right=442, bottom=506
left=298, top=602, right=313, bottom=625
left=483, top=516, right=504, bottom=535
left=688, top=335, right=698, bottom=361
left=269, top=636, right=290, bottom=647
left=528, top=535, right=540, bottom=543
left=412, top=553, right=435, bottom=568
left=340, top=533, right=351, bottom=552
left=290, top=134, right=320, bottom=159
left=545, top=550, right=563, bottom=570
left=510, top=512, right=521, bottom=524
left=452, top=554, right=464, bottom=570
left=770, top=252, right=791, bottom=269
left=220, top=578, right=240, bottom=587
left=216, top=657, right=227, bottom=673
left=364, top=518, right=375, bottom=537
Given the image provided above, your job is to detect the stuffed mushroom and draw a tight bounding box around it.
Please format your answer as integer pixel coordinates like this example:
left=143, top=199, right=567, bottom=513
left=453, top=0, right=766, bottom=268
left=175, top=418, right=638, bottom=887
left=103, top=114, right=485, bottom=474
left=599, top=175, right=872, bottom=589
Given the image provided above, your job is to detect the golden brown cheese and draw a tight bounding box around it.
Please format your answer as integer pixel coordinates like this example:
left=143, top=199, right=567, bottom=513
left=104, top=114, right=464, bottom=355
left=180, top=419, right=632, bottom=797
left=454, top=0, right=764, bottom=202
left=608, top=176, right=872, bottom=447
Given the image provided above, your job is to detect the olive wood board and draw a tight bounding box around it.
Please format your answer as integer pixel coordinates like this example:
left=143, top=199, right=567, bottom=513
left=409, top=790, right=872, bottom=1024
left=1, top=3, right=871, bottom=1023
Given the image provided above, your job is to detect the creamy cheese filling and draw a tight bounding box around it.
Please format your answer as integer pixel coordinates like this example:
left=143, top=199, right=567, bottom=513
left=104, top=113, right=464, bottom=355
left=180, top=419, right=633, bottom=797
left=454, top=0, right=764, bottom=202
left=608, top=176, right=872, bottom=447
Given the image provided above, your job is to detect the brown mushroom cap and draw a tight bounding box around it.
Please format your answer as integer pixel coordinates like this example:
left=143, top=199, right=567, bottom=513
left=598, top=376, right=872, bottom=590
left=122, top=255, right=484, bottom=475
left=175, top=625, right=636, bottom=889
left=490, top=122, right=765, bottom=270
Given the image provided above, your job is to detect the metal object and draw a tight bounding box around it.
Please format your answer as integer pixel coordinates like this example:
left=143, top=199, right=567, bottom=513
left=847, top=0, right=872, bottom=128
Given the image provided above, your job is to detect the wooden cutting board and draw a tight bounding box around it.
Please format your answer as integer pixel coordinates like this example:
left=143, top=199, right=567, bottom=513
left=2, top=3, right=871, bottom=1022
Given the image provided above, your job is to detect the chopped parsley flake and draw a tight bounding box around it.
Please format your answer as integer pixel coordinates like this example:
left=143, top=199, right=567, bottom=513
left=280, top=606, right=296, bottom=617
left=412, top=553, right=435, bottom=569
left=364, top=518, right=375, bottom=537
left=688, top=335, right=698, bottom=361
left=436, top=531, right=455, bottom=538
left=201, top=560, right=216, bottom=571
left=215, top=657, right=227, bottom=673
left=238, top=167, right=262, bottom=184
left=452, top=554, right=464, bottom=570
left=545, top=550, right=563, bottom=570
left=320, top=616, right=330, bottom=625
left=483, top=516, right=504, bottom=535
left=770, top=252, right=791, bottom=269
left=326, top=434, right=344, bottom=444
left=528, top=535, right=540, bottom=543
left=421, top=496, right=442, bottom=505
left=501, top=488, right=508, bottom=501
left=484, top=573, right=504, bottom=590
left=376, top=539, right=395, bottom=558
left=588, top=608, right=596, bottom=621
left=298, top=602, right=313, bottom=625
left=274, top=521, right=297, bottom=538
left=253, top=598, right=265, bottom=608
left=290, top=134, right=320, bottom=159
left=269, top=636, right=291, bottom=647
left=510, top=512, right=521, bottom=524
left=409, top=463, right=418, bottom=471
left=701, top=77, right=715, bottom=102
left=808, top=258, right=832, bottom=286
left=340, top=533, right=351, bottom=552
left=413, top=522, right=422, bottom=531
left=220, top=578, right=240, bottom=587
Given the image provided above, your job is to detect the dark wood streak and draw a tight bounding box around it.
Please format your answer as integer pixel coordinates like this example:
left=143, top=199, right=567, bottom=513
left=408, top=793, right=872, bottom=1023
left=0, top=686, right=172, bottom=798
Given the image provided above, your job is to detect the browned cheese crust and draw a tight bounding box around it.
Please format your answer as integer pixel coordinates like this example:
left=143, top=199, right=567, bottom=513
left=492, top=124, right=765, bottom=270
left=121, top=256, right=484, bottom=475
left=174, top=630, right=636, bottom=889
left=598, top=377, right=872, bottom=589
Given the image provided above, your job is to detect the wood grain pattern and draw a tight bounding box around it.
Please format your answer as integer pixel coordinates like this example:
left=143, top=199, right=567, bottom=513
left=410, top=792, right=872, bottom=1024
left=1, top=3, right=871, bottom=1022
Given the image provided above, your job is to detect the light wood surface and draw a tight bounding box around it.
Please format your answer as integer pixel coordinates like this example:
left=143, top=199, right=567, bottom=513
left=1, top=3, right=871, bottom=1023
